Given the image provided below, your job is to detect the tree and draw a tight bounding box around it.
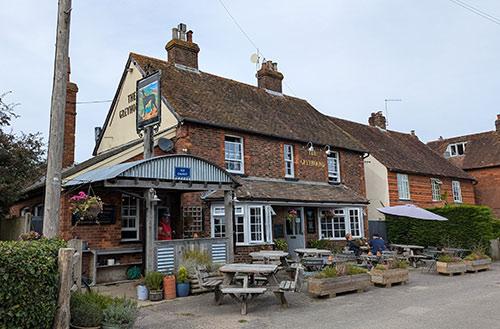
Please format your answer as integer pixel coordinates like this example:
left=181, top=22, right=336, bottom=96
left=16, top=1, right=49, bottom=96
left=0, top=92, right=45, bottom=218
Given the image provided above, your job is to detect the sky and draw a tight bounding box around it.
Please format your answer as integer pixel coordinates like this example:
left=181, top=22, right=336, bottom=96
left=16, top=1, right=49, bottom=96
left=1, top=0, right=500, bottom=163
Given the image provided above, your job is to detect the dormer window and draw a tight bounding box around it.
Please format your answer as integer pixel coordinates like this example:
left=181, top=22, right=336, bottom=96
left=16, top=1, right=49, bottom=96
left=446, top=142, right=466, bottom=157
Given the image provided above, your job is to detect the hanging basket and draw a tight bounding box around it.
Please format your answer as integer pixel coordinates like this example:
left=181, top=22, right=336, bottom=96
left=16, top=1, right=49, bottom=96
left=286, top=209, right=298, bottom=222
left=70, top=191, right=104, bottom=220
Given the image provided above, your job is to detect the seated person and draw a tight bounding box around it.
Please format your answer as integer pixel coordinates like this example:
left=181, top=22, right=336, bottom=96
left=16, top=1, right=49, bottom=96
left=369, top=233, right=386, bottom=255
left=158, top=213, right=173, bottom=240
left=345, top=233, right=361, bottom=256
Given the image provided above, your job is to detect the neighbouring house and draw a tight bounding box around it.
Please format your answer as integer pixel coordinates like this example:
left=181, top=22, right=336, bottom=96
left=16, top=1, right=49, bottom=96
left=9, top=23, right=369, bottom=283
left=427, top=115, right=500, bottom=217
left=329, top=112, right=476, bottom=236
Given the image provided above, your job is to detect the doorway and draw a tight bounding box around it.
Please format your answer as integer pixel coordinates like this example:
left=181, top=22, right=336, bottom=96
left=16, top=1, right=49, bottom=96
left=285, top=208, right=305, bottom=257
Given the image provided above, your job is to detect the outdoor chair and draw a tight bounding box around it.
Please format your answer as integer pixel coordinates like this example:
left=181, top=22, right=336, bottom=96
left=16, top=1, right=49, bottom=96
left=195, top=265, right=224, bottom=302
left=273, top=264, right=305, bottom=308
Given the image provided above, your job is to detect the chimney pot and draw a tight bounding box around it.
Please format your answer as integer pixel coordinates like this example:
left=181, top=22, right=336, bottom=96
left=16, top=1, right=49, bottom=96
left=368, top=111, right=387, bottom=130
left=187, top=30, right=193, bottom=43
left=495, top=113, right=500, bottom=132
left=256, top=60, right=284, bottom=93
left=172, top=27, right=179, bottom=40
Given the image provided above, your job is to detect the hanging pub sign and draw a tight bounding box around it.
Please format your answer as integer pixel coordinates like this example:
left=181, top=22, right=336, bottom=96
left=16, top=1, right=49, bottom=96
left=136, top=71, right=161, bottom=133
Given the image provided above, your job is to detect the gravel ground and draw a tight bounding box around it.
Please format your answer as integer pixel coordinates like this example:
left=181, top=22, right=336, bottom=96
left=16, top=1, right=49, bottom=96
left=135, top=262, right=500, bottom=329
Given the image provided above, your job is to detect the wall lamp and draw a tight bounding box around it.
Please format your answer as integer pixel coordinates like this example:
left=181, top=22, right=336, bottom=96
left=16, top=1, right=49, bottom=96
left=324, top=145, right=332, bottom=155
left=306, top=141, right=314, bottom=152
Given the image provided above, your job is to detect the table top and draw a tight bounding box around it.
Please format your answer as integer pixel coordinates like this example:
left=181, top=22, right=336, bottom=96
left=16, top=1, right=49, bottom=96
left=219, top=263, right=278, bottom=274
left=390, top=244, right=425, bottom=249
left=294, top=248, right=332, bottom=255
left=249, top=251, right=289, bottom=258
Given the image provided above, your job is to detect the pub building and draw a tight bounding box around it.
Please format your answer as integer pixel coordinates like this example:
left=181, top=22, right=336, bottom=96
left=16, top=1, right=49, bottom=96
left=10, top=24, right=369, bottom=284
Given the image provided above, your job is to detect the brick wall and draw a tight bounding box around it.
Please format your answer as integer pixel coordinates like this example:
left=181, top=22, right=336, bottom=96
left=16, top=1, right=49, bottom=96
left=468, top=166, right=500, bottom=218
left=387, top=171, right=475, bottom=208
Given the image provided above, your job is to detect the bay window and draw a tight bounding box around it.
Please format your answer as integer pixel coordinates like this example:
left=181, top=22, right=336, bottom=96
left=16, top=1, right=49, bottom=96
left=319, top=207, right=363, bottom=240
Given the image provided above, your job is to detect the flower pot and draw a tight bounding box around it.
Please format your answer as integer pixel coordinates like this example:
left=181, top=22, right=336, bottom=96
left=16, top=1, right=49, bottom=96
left=70, top=324, right=100, bottom=329
left=176, top=282, right=190, bottom=297
left=163, top=275, right=176, bottom=300
left=136, top=284, right=148, bottom=301
left=148, top=289, right=163, bottom=301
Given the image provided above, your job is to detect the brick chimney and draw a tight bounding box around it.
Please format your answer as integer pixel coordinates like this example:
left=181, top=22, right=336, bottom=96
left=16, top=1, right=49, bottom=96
left=63, top=59, right=78, bottom=168
left=165, top=23, right=200, bottom=69
left=496, top=114, right=500, bottom=132
left=256, top=60, right=284, bottom=93
left=368, top=111, right=387, bottom=130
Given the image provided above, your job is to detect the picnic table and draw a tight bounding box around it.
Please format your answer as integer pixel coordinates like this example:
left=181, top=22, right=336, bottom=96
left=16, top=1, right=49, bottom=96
left=390, top=244, right=427, bottom=267
left=218, top=263, right=279, bottom=314
left=249, top=250, right=289, bottom=267
left=294, top=248, right=332, bottom=258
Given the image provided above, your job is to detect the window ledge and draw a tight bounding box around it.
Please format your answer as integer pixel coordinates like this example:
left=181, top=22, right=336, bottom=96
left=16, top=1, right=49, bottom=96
left=235, top=242, right=273, bottom=247
left=284, top=177, right=299, bottom=181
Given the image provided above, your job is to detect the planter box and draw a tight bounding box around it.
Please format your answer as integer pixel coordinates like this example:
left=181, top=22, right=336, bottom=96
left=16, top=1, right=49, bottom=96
left=436, top=261, right=466, bottom=276
left=370, top=268, right=409, bottom=287
left=308, top=273, right=371, bottom=298
left=464, top=258, right=491, bottom=272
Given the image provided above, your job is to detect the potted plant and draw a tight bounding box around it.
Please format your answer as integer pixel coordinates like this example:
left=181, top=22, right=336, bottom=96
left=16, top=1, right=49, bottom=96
left=436, top=254, right=466, bottom=276
left=273, top=238, right=288, bottom=252
left=286, top=208, right=298, bottom=222
left=308, top=264, right=371, bottom=298
left=370, top=259, right=409, bottom=287
left=464, top=249, right=491, bottom=273
left=70, top=291, right=112, bottom=329
left=70, top=191, right=104, bottom=220
left=102, top=299, right=138, bottom=329
left=176, top=266, right=190, bottom=297
left=144, top=271, right=164, bottom=301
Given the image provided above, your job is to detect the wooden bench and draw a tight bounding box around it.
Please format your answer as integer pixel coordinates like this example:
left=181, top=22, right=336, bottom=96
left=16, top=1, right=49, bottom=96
left=195, top=265, right=223, bottom=303
left=220, top=287, right=267, bottom=315
left=301, top=257, right=324, bottom=271
left=273, top=264, right=304, bottom=308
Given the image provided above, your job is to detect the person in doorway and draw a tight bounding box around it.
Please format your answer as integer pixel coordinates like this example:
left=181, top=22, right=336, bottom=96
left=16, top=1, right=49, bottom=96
left=345, top=233, right=361, bottom=256
left=158, top=212, right=173, bottom=240
left=369, top=233, right=386, bottom=255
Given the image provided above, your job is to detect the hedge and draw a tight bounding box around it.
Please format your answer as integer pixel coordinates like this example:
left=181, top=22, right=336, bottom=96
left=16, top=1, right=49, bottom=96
left=0, top=238, right=66, bottom=329
left=386, top=204, right=497, bottom=250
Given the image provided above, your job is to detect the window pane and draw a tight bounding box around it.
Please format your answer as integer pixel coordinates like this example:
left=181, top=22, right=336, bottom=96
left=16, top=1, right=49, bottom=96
left=249, top=207, right=263, bottom=242
left=349, top=209, right=361, bottom=237
left=328, top=153, right=340, bottom=182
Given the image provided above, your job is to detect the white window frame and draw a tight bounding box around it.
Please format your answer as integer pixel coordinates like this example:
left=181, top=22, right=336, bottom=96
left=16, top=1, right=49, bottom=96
left=224, top=135, right=244, bottom=174
left=210, top=204, right=272, bottom=246
left=327, top=151, right=341, bottom=183
left=318, top=207, right=364, bottom=241
left=452, top=180, right=463, bottom=203
left=431, top=178, right=442, bottom=201
left=121, top=195, right=140, bottom=242
left=284, top=144, right=295, bottom=178
left=248, top=206, right=265, bottom=243
left=397, top=173, right=411, bottom=200
left=447, top=142, right=467, bottom=157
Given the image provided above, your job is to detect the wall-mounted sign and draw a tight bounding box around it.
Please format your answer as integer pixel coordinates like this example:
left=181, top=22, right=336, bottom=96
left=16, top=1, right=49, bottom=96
left=136, top=71, right=161, bottom=132
left=174, top=167, right=191, bottom=178
left=300, top=159, right=326, bottom=168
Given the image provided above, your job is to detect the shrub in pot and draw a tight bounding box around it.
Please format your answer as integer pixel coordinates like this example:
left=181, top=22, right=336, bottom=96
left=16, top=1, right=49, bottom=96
left=436, top=254, right=466, bottom=275
left=464, top=249, right=491, bottom=272
left=145, top=271, right=164, bottom=301
left=102, top=298, right=138, bottom=329
left=176, top=266, right=190, bottom=297
left=70, top=291, right=113, bottom=329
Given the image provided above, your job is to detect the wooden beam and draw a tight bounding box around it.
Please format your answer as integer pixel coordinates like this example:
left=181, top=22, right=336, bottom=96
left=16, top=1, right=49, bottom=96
left=105, top=179, right=234, bottom=191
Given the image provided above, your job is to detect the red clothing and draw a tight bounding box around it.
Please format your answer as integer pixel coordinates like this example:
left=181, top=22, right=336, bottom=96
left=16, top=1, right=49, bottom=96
left=158, top=222, right=172, bottom=240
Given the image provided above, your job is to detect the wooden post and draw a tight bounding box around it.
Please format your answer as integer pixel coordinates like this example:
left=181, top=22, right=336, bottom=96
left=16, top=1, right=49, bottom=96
left=143, top=126, right=154, bottom=159
left=224, top=191, right=234, bottom=263
left=53, top=248, right=74, bottom=329
left=145, top=189, right=155, bottom=273
left=43, top=0, right=72, bottom=238
left=68, top=239, right=82, bottom=291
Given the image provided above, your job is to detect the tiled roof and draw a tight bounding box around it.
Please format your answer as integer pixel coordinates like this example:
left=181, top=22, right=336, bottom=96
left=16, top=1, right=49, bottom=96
left=427, top=131, right=500, bottom=170
left=328, top=117, right=473, bottom=180
left=206, top=177, right=368, bottom=204
left=129, top=53, right=366, bottom=153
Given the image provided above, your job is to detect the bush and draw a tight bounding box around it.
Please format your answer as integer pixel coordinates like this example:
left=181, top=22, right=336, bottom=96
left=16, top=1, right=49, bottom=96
left=273, top=238, right=288, bottom=252
left=70, top=291, right=112, bottom=327
left=0, top=238, right=66, bottom=329
left=102, top=298, right=138, bottom=329
left=386, top=205, right=496, bottom=250
left=144, top=271, right=164, bottom=291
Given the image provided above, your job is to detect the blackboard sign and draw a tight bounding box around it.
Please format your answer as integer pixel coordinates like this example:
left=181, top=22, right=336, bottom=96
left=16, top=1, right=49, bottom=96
left=71, top=204, right=116, bottom=226
left=273, top=224, right=284, bottom=239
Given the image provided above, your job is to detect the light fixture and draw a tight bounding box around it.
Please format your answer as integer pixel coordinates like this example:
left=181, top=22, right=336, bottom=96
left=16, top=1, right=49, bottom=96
left=149, top=188, right=161, bottom=202
left=233, top=191, right=239, bottom=203
left=324, top=145, right=332, bottom=155
left=306, top=141, right=314, bottom=152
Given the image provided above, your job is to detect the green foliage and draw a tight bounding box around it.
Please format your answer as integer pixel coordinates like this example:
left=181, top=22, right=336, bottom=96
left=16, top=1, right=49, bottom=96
left=347, top=264, right=368, bottom=275
left=386, top=205, right=497, bottom=250
left=374, top=264, right=387, bottom=271
left=437, top=254, right=463, bottom=263
left=308, top=239, right=329, bottom=249
left=273, top=238, right=288, bottom=252
left=70, top=291, right=113, bottom=327
left=464, top=247, right=490, bottom=261
left=182, top=250, right=211, bottom=274
left=102, top=298, right=138, bottom=329
left=144, top=271, right=164, bottom=291
left=315, top=266, right=337, bottom=278
left=315, top=264, right=367, bottom=278
left=0, top=92, right=45, bottom=219
left=176, top=266, right=189, bottom=284
left=0, top=238, right=66, bottom=329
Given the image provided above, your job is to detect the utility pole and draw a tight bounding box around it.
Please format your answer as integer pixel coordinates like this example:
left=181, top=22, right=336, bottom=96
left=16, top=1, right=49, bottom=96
left=43, top=0, right=72, bottom=238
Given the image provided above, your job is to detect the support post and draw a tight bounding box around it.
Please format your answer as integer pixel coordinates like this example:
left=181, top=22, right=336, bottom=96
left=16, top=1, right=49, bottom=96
left=43, top=0, right=72, bottom=238
left=68, top=239, right=82, bottom=291
left=224, top=191, right=234, bottom=263
left=143, top=126, right=154, bottom=159
left=53, top=248, right=74, bottom=329
left=145, top=189, right=155, bottom=273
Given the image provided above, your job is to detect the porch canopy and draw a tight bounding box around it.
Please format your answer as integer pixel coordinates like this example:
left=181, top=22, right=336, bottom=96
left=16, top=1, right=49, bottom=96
left=64, top=154, right=239, bottom=191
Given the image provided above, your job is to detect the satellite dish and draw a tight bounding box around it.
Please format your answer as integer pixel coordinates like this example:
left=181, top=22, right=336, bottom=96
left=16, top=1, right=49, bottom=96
left=158, top=137, right=174, bottom=152
left=250, top=53, right=259, bottom=64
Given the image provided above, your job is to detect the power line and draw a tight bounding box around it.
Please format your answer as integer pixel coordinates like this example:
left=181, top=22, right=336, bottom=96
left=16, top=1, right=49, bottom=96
left=448, top=0, right=500, bottom=26
left=75, top=99, right=112, bottom=104
left=216, top=0, right=297, bottom=96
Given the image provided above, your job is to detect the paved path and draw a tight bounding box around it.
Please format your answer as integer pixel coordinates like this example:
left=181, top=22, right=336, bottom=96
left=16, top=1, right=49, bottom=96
left=136, top=263, right=500, bottom=329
